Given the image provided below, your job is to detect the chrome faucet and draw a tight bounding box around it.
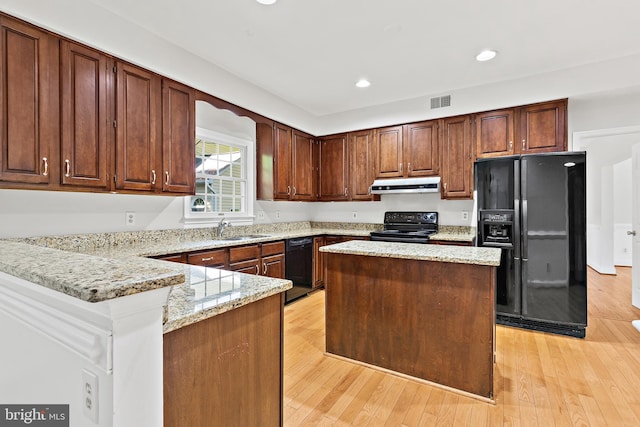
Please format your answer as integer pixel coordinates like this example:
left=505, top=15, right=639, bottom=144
left=217, top=216, right=232, bottom=238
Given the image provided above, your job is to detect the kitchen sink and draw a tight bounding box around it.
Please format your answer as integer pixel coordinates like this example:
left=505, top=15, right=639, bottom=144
left=221, top=234, right=270, bottom=241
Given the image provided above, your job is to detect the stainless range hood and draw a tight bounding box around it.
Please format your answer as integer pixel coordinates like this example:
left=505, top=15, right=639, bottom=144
left=370, top=177, right=441, bottom=194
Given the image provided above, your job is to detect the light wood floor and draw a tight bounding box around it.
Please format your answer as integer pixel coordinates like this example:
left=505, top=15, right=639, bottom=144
left=283, top=267, right=640, bottom=426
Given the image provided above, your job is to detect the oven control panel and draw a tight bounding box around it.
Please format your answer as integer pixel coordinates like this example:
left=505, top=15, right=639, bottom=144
left=384, top=211, right=438, bottom=225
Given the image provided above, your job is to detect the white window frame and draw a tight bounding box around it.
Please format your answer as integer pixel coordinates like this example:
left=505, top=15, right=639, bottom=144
left=183, top=127, right=255, bottom=227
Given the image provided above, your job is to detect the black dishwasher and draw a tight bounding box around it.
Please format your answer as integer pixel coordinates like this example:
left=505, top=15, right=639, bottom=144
left=284, top=237, right=314, bottom=303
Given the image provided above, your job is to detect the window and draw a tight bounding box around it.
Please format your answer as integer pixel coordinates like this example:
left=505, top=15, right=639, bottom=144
left=185, top=127, right=254, bottom=224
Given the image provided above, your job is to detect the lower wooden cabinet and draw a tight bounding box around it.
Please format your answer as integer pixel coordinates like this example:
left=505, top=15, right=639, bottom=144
left=313, top=235, right=368, bottom=289
left=187, top=248, right=228, bottom=269
left=164, top=293, right=283, bottom=427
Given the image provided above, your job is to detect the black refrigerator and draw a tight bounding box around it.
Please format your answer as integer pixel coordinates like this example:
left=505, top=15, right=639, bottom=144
left=475, top=152, right=587, bottom=338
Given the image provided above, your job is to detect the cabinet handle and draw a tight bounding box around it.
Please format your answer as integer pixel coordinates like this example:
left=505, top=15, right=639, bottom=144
left=522, top=139, right=526, bottom=150
left=444, top=182, right=447, bottom=192
left=64, top=159, right=70, bottom=177
left=255, top=264, right=260, bottom=275
left=344, top=188, right=348, bottom=197
left=407, top=162, right=411, bottom=172
left=399, top=163, right=403, bottom=174
left=200, top=256, right=214, bottom=262
left=165, top=171, right=169, bottom=185
left=151, top=170, right=156, bottom=185
left=293, top=186, right=297, bottom=196
left=263, top=263, right=267, bottom=275
left=287, top=185, right=291, bottom=195
left=41, top=157, right=49, bottom=176
left=509, top=141, right=513, bottom=150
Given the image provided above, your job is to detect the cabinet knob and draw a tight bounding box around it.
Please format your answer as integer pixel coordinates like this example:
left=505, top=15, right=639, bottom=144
left=41, top=157, right=48, bottom=176
left=151, top=170, right=157, bottom=185
left=64, top=159, right=70, bottom=178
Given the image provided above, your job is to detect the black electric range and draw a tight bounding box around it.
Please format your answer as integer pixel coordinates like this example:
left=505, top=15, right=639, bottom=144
left=369, top=211, right=438, bottom=244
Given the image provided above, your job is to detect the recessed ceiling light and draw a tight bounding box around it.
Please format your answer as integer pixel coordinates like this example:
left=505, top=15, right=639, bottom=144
left=476, top=49, right=497, bottom=62
left=256, top=0, right=277, bottom=4
left=355, top=79, right=371, bottom=88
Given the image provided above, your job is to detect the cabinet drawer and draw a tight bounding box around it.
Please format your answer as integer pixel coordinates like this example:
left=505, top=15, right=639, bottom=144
left=229, top=258, right=260, bottom=275
left=261, top=240, right=285, bottom=257
left=229, top=244, right=260, bottom=263
left=188, top=249, right=228, bottom=266
left=157, top=253, right=187, bottom=263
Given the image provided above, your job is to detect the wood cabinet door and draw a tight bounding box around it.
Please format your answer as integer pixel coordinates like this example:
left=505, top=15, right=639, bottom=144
left=441, top=115, right=473, bottom=199
left=291, top=130, right=316, bottom=201
left=0, top=16, right=59, bottom=184
left=519, top=99, right=567, bottom=154
left=262, top=253, right=285, bottom=279
left=60, top=41, right=109, bottom=189
left=256, top=122, right=275, bottom=200
left=474, top=109, right=515, bottom=158
left=229, top=258, right=261, bottom=275
left=162, top=79, right=195, bottom=194
left=312, top=236, right=325, bottom=289
left=404, top=120, right=439, bottom=176
left=349, top=130, right=375, bottom=200
left=318, top=134, right=349, bottom=201
left=114, top=62, right=161, bottom=191
left=273, top=123, right=292, bottom=200
left=374, top=125, right=404, bottom=178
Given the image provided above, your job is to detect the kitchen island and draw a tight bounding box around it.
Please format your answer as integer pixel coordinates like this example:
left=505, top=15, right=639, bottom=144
left=320, top=240, right=501, bottom=400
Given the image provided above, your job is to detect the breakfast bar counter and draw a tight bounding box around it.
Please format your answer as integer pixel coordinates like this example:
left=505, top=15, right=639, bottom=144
left=320, top=240, right=501, bottom=400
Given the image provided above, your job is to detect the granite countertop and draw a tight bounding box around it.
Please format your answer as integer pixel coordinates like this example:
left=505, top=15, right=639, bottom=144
left=0, top=221, right=476, bottom=330
left=320, top=240, right=500, bottom=266
left=0, top=240, right=185, bottom=302
left=164, top=265, right=291, bottom=333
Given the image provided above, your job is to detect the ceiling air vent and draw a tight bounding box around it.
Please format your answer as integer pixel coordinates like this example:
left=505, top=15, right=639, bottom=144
left=430, top=95, right=451, bottom=109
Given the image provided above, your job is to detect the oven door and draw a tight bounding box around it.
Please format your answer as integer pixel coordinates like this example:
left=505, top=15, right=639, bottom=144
left=369, top=231, right=430, bottom=244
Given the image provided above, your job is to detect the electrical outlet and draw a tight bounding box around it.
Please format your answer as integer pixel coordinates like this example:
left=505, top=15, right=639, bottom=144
left=82, top=369, right=99, bottom=423
left=257, top=211, right=265, bottom=219
left=461, top=211, right=469, bottom=221
left=125, top=212, right=136, bottom=226
left=351, top=211, right=358, bottom=220
left=275, top=211, right=280, bottom=219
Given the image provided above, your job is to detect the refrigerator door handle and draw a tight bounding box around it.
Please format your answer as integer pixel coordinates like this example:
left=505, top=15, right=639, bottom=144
left=521, top=258, right=528, bottom=316
left=513, top=159, right=521, bottom=259
left=514, top=256, right=522, bottom=315
left=520, top=158, right=528, bottom=259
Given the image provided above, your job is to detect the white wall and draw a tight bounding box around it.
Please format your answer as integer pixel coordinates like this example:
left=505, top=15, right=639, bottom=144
left=614, top=159, right=633, bottom=266
left=570, top=89, right=640, bottom=273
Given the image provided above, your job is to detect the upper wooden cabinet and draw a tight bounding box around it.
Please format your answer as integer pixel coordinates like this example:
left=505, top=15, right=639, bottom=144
left=374, top=121, right=439, bottom=179
left=265, top=123, right=317, bottom=201
left=441, top=115, right=473, bottom=199
left=60, top=40, right=110, bottom=189
left=475, top=109, right=515, bottom=159
left=114, top=62, right=162, bottom=192
left=475, top=99, right=567, bottom=158
left=291, top=130, right=316, bottom=201
left=162, top=79, right=195, bottom=194
left=403, top=120, right=439, bottom=176
left=519, top=99, right=567, bottom=154
left=349, top=130, right=376, bottom=201
left=273, top=123, right=292, bottom=200
left=0, top=16, right=59, bottom=185
left=0, top=14, right=195, bottom=196
left=374, top=125, right=404, bottom=178
left=318, top=134, right=349, bottom=201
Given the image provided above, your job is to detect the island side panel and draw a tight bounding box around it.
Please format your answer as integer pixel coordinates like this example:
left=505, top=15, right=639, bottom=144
left=325, top=253, right=495, bottom=399
left=163, top=293, right=284, bottom=427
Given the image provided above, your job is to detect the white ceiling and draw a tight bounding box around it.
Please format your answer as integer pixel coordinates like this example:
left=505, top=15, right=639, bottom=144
left=85, top=0, right=640, bottom=117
